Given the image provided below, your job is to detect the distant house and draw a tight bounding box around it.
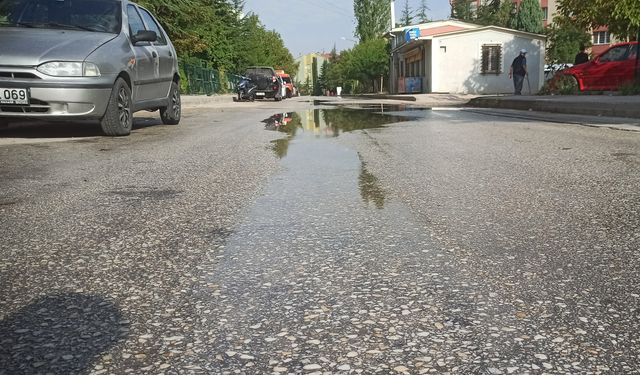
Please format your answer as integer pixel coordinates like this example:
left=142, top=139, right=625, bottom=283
left=388, top=20, right=546, bottom=94
left=295, top=52, right=331, bottom=91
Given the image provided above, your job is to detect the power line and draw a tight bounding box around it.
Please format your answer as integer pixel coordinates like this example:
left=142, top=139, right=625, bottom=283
left=318, top=0, right=353, bottom=15
left=303, top=0, right=353, bottom=18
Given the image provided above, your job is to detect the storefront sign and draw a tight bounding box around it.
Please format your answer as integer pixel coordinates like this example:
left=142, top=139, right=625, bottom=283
left=405, top=28, right=420, bottom=42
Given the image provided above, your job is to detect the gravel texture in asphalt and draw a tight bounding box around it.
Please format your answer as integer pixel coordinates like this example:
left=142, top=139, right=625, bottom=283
left=1, top=99, right=639, bottom=374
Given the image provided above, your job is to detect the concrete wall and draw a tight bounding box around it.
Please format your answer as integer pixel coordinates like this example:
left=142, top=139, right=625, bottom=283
left=432, top=29, right=545, bottom=94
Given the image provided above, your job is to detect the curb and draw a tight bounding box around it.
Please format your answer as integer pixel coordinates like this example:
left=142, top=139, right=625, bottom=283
left=342, top=94, right=417, bottom=102
left=467, top=96, right=640, bottom=119
left=181, top=94, right=235, bottom=107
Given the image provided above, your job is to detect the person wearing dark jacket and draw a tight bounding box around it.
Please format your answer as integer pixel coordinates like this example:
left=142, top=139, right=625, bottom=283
left=509, top=49, right=528, bottom=95
left=574, top=45, right=589, bottom=65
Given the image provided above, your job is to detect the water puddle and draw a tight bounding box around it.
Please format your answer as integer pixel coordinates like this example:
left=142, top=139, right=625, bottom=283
left=262, top=108, right=414, bottom=159
left=260, top=107, right=417, bottom=209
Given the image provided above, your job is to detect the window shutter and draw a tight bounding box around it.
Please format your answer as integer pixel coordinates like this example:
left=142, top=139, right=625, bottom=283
left=481, top=44, right=502, bottom=74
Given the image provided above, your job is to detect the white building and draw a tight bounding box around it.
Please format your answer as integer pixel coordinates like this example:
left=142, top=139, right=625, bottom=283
left=389, top=20, right=546, bottom=94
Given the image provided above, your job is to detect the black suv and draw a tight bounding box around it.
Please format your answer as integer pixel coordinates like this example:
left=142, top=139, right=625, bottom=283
left=245, top=66, right=282, bottom=101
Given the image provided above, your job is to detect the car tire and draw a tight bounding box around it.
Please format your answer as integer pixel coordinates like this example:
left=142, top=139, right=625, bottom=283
left=160, top=81, right=181, bottom=125
left=100, top=77, right=132, bottom=136
left=567, top=75, right=580, bottom=91
left=286, top=89, right=292, bottom=99
left=274, top=93, right=282, bottom=102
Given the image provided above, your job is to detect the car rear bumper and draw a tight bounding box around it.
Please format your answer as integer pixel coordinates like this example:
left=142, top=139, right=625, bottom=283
left=254, top=90, right=277, bottom=98
left=0, top=71, right=116, bottom=119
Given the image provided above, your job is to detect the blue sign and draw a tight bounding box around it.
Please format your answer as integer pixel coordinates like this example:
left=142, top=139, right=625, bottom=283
left=405, top=28, right=420, bottom=42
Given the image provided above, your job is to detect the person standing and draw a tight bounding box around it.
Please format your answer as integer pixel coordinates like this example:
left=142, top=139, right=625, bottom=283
left=574, top=44, right=589, bottom=65
left=509, top=49, right=528, bottom=95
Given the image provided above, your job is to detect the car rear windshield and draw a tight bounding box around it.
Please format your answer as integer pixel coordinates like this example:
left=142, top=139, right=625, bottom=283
left=245, top=68, right=274, bottom=77
left=0, top=0, right=122, bottom=33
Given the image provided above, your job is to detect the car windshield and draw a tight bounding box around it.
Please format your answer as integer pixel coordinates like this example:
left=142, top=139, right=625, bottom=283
left=245, top=68, right=273, bottom=77
left=0, top=0, right=121, bottom=33
left=282, top=77, right=291, bottom=84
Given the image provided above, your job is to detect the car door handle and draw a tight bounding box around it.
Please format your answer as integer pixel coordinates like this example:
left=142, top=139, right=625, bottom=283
left=152, top=51, right=158, bottom=58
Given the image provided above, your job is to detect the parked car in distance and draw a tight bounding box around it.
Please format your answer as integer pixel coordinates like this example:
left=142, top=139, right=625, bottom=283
left=245, top=66, right=282, bottom=101
left=0, top=0, right=181, bottom=136
left=560, top=42, right=639, bottom=91
left=276, top=70, right=294, bottom=98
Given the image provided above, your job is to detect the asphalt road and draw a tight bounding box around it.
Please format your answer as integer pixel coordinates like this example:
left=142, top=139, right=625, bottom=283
left=1, top=97, right=639, bottom=375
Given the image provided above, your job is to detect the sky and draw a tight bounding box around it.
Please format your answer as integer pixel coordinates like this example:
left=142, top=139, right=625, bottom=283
left=243, top=0, right=453, bottom=58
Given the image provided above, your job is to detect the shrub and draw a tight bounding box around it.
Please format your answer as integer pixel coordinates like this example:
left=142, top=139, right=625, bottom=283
left=619, top=81, right=640, bottom=96
left=539, top=73, right=579, bottom=95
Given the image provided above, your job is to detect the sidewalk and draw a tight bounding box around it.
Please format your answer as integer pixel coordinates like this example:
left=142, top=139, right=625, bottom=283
left=346, top=92, right=640, bottom=119
left=466, top=94, right=640, bottom=120
left=181, top=94, right=235, bottom=108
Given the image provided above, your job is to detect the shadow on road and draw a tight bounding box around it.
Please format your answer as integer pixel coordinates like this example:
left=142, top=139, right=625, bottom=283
left=0, top=117, right=163, bottom=139
left=0, top=293, right=128, bottom=375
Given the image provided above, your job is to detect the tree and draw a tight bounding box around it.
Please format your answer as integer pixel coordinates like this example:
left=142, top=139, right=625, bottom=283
left=416, top=0, right=429, bottom=23
left=344, top=38, right=390, bottom=92
left=451, top=0, right=473, bottom=22
left=545, top=15, right=592, bottom=63
left=558, top=0, right=640, bottom=40
left=475, top=0, right=514, bottom=27
left=137, top=0, right=297, bottom=76
left=512, top=0, right=544, bottom=34
left=399, top=0, right=413, bottom=27
left=353, top=0, right=391, bottom=42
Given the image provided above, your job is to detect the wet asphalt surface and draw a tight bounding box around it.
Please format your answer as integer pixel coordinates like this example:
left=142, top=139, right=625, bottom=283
left=1, top=98, right=639, bottom=375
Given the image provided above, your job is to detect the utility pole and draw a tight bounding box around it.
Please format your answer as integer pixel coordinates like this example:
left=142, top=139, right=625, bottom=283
left=390, top=0, right=396, bottom=30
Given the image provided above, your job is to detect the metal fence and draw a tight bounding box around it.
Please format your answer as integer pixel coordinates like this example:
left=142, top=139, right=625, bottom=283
left=180, top=59, right=242, bottom=95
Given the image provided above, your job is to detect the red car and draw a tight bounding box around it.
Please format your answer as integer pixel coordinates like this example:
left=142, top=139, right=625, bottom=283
left=561, top=42, right=638, bottom=91
left=275, top=70, right=294, bottom=98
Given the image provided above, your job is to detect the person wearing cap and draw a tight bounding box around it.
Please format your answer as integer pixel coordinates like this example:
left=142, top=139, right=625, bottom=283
left=509, top=49, right=528, bottom=95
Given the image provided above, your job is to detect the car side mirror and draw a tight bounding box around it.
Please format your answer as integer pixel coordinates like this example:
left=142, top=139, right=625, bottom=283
left=131, top=30, right=157, bottom=44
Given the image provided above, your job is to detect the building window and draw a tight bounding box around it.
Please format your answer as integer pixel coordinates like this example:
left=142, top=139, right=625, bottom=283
left=481, top=44, right=502, bottom=74
left=542, top=7, right=548, bottom=20
left=593, top=31, right=611, bottom=45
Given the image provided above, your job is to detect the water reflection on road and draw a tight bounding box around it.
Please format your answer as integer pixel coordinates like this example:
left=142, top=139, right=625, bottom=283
left=261, top=107, right=414, bottom=209
left=262, top=107, right=414, bottom=158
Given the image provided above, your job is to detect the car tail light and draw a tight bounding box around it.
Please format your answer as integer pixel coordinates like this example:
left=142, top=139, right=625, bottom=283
left=272, top=76, right=277, bottom=82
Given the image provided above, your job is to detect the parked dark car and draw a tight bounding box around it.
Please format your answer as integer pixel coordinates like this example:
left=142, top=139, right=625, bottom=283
left=245, top=66, right=282, bottom=101
left=0, top=0, right=181, bottom=136
left=560, top=42, right=639, bottom=91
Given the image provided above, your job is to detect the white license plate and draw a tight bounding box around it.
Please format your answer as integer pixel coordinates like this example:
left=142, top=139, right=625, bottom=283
left=256, top=92, right=265, bottom=96
left=0, top=88, right=30, bottom=105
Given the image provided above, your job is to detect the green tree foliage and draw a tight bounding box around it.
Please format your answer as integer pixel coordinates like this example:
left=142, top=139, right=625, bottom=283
left=314, top=39, right=390, bottom=94
left=137, top=0, right=296, bottom=75
left=416, top=0, right=429, bottom=23
left=399, top=0, right=413, bottom=27
left=451, top=0, right=473, bottom=21
left=558, top=0, right=640, bottom=39
left=545, top=15, right=592, bottom=63
left=345, top=38, right=390, bottom=91
left=512, top=0, right=544, bottom=34
left=354, top=0, right=391, bottom=42
left=475, top=0, right=514, bottom=27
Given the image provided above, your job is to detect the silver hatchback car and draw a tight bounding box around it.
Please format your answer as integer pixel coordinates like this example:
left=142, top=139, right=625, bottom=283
left=0, top=0, right=181, bottom=135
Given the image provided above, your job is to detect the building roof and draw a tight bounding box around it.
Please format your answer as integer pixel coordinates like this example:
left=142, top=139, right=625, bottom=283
left=390, top=23, right=546, bottom=54
left=389, top=19, right=479, bottom=34
left=390, top=20, right=545, bottom=41
left=432, top=25, right=546, bottom=40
